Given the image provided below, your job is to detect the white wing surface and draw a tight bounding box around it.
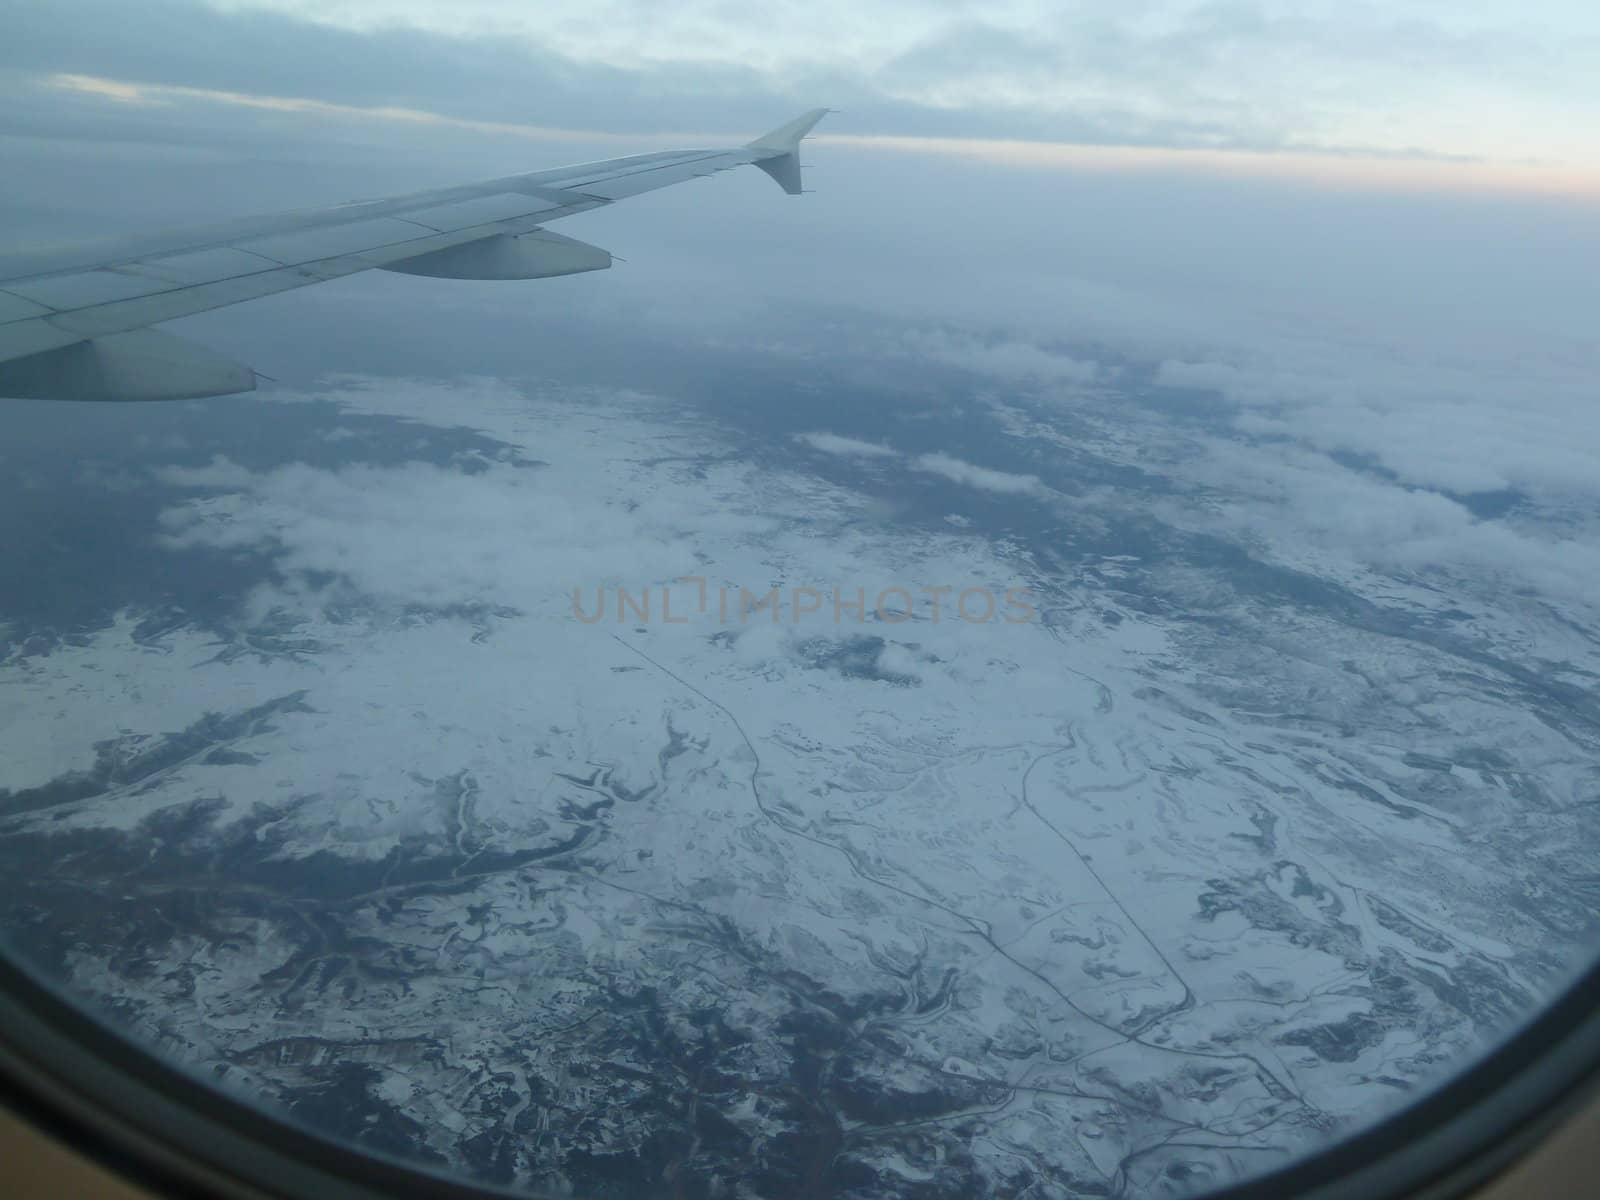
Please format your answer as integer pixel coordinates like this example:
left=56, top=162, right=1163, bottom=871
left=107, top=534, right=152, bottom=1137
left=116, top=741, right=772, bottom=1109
left=0, top=109, right=828, bottom=401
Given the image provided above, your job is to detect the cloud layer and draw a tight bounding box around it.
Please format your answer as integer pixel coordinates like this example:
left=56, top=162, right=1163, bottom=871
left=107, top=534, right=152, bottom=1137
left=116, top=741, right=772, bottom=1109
left=4, top=0, right=1598, bottom=166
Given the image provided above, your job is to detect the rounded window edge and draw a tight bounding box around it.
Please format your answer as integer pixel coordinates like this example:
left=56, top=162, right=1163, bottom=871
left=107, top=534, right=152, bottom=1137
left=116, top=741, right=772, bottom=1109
left=0, top=950, right=1598, bottom=1200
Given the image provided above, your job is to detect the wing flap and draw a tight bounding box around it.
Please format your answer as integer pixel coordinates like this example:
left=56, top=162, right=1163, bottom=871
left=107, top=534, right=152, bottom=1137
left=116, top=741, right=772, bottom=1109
left=235, top=217, right=439, bottom=266
left=0, top=291, right=52, bottom=323
left=402, top=193, right=564, bottom=232
left=121, top=247, right=287, bottom=285
left=5, top=268, right=180, bottom=311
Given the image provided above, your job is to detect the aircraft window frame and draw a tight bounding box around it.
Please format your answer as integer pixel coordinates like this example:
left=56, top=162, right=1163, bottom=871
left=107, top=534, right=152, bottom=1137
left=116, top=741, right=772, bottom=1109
left=0, top=945, right=1597, bottom=1200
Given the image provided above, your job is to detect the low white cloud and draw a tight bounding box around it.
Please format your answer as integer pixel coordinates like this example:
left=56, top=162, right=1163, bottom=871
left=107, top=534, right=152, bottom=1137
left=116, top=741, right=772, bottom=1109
left=145, top=378, right=1073, bottom=723
left=158, top=458, right=678, bottom=611
left=732, top=622, right=792, bottom=667
left=154, top=455, right=259, bottom=490
left=875, top=640, right=924, bottom=681
left=154, top=382, right=776, bottom=616
left=912, top=451, right=1047, bottom=497
left=794, top=431, right=900, bottom=458
left=905, top=329, right=1100, bottom=386
left=1157, top=352, right=1600, bottom=502
left=1163, top=437, right=1600, bottom=612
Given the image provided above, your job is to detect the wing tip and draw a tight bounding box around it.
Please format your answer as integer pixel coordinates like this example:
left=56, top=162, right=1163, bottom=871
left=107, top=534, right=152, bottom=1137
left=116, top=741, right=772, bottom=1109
left=747, top=108, right=830, bottom=195
left=746, top=108, right=831, bottom=156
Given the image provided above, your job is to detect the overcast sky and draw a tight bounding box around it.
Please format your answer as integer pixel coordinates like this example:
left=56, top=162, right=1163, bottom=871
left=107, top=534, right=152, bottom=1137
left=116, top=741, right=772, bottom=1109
left=4, top=0, right=1599, bottom=173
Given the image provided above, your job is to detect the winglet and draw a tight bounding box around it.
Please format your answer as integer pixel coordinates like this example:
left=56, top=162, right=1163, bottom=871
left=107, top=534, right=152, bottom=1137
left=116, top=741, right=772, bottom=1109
left=746, top=108, right=829, bottom=195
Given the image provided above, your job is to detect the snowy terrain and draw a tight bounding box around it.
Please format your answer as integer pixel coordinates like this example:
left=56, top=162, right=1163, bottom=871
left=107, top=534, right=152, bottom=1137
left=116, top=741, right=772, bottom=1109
left=2, top=364, right=1597, bottom=1199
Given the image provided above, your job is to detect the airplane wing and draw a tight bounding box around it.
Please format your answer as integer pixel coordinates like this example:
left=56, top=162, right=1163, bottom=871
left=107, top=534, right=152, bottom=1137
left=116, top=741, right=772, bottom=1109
left=0, top=108, right=828, bottom=401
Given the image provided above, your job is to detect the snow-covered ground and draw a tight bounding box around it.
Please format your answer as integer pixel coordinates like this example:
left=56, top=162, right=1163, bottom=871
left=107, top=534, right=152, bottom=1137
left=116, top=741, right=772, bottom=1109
left=2, top=373, right=1596, bottom=1198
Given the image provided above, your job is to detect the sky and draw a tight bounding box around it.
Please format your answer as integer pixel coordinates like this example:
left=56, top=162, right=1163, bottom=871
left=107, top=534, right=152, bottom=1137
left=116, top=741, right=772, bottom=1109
left=3, top=0, right=1599, bottom=173
left=0, top=0, right=1597, bottom=614
left=190, top=0, right=1599, bottom=168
